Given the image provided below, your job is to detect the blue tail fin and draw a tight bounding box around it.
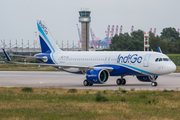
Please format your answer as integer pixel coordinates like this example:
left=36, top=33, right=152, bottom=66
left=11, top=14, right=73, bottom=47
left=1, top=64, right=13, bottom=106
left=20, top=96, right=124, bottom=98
left=158, top=46, right=162, bottom=53
left=37, top=20, right=62, bottom=53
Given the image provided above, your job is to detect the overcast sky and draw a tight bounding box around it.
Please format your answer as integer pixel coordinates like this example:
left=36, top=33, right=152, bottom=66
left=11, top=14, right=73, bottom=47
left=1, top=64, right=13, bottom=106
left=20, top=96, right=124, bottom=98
left=0, top=0, right=180, bottom=47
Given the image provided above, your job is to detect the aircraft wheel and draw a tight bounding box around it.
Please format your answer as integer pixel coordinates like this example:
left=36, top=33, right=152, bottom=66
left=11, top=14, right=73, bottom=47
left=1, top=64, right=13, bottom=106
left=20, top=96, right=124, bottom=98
left=121, top=78, right=126, bottom=85
left=116, top=79, right=122, bottom=85
left=151, top=82, right=158, bottom=87
left=89, top=83, right=93, bottom=86
left=83, top=80, right=89, bottom=86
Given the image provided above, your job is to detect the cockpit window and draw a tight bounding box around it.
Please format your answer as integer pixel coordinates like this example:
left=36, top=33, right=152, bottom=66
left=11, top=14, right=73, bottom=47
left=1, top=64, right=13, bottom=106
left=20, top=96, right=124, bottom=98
left=155, top=58, right=159, bottom=62
left=155, top=58, right=171, bottom=62
left=159, top=58, right=162, bottom=61
left=163, top=58, right=168, bottom=61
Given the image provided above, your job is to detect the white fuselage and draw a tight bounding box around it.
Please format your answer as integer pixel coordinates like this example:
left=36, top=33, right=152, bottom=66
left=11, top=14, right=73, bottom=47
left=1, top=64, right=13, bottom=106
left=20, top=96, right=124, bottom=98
left=51, top=51, right=176, bottom=76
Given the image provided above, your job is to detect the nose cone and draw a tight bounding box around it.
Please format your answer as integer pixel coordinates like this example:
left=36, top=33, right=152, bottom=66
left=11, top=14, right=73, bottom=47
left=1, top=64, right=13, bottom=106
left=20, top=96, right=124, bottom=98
left=168, top=62, right=176, bottom=73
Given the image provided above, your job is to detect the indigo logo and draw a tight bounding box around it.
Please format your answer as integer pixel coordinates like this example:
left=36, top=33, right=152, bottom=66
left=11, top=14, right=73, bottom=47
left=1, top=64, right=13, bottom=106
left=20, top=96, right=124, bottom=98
left=117, top=54, right=142, bottom=64
left=39, top=21, right=48, bottom=35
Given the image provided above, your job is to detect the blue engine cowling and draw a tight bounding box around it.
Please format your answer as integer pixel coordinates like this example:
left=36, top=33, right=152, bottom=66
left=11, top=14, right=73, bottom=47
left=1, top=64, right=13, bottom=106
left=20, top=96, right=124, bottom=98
left=86, top=69, right=110, bottom=84
left=136, top=75, right=158, bottom=82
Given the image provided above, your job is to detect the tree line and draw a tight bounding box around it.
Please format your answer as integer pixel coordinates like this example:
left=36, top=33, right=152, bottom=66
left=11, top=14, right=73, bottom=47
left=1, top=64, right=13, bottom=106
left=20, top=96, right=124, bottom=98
left=108, top=27, right=180, bottom=54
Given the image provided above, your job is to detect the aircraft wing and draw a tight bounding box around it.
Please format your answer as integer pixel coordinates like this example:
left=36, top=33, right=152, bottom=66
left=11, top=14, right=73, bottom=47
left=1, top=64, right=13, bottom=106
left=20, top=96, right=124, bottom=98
left=12, top=62, right=113, bottom=72
left=2, top=49, right=114, bottom=72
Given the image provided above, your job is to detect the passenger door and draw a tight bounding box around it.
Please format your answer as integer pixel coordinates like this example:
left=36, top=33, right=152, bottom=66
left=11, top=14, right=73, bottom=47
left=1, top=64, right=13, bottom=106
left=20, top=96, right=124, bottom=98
left=143, top=54, right=151, bottom=67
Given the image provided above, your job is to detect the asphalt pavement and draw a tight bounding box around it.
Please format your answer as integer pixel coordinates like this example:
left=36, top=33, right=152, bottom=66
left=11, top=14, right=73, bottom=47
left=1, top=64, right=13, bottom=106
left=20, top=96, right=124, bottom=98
left=0, top=71, right=179, bottom=90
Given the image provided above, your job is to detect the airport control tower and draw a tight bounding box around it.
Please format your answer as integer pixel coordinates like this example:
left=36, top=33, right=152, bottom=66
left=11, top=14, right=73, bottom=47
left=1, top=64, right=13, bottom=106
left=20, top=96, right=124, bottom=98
left=79, top=10, right=91, bottom=51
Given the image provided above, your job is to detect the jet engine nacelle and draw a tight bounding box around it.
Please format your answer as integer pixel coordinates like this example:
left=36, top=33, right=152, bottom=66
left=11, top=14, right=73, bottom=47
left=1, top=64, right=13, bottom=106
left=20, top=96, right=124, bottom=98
left=136, top=75, right=158, bottom=82
left=86, top=69, right=109, bottom=84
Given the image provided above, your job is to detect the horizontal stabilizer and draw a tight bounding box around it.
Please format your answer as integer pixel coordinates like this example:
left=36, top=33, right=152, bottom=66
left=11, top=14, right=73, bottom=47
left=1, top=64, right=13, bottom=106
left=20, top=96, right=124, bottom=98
left=10, top=55, right=46, bottom=60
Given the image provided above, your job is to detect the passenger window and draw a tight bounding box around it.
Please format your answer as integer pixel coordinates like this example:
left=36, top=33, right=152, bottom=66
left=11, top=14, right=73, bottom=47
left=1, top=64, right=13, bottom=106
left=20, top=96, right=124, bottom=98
left=155, top=58, right=159, bottom=62
left=159, top=58, right=162, bottom=61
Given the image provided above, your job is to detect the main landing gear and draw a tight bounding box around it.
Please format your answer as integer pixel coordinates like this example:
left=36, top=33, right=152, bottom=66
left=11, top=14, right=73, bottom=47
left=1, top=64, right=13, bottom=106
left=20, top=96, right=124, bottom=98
left=116, top=77, right=126, bottom=85
left=83, top=80, right=93, bottom=86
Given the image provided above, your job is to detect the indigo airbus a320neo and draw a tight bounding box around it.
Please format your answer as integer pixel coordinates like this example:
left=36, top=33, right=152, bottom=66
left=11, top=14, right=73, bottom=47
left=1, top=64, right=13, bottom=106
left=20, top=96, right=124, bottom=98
left=3, top=20, right=176, bottom=87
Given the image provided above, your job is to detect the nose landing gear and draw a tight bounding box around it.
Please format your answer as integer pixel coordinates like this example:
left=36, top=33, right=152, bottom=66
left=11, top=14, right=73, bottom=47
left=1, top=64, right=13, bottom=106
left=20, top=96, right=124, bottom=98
left=151, top=82, right=158, bottom=87
left=149, top=75, right=158, bottom=87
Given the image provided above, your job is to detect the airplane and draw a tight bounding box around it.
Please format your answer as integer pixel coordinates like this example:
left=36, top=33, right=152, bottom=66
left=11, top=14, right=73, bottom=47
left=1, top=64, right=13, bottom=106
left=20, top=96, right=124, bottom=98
left=2, top=20, right=176, bottom=87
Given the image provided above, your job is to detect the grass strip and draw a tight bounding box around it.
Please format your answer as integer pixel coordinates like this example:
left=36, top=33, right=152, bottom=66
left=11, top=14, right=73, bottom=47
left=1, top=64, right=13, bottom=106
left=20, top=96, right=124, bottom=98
left=0, top=87, right=180, bottom=120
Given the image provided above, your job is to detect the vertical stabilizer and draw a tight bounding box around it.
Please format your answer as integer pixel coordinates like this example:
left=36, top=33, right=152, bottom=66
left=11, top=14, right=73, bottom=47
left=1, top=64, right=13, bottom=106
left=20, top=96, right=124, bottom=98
left=37, top=20, right=61, bottom=53
left=158, top=46, right=162, bottom=53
